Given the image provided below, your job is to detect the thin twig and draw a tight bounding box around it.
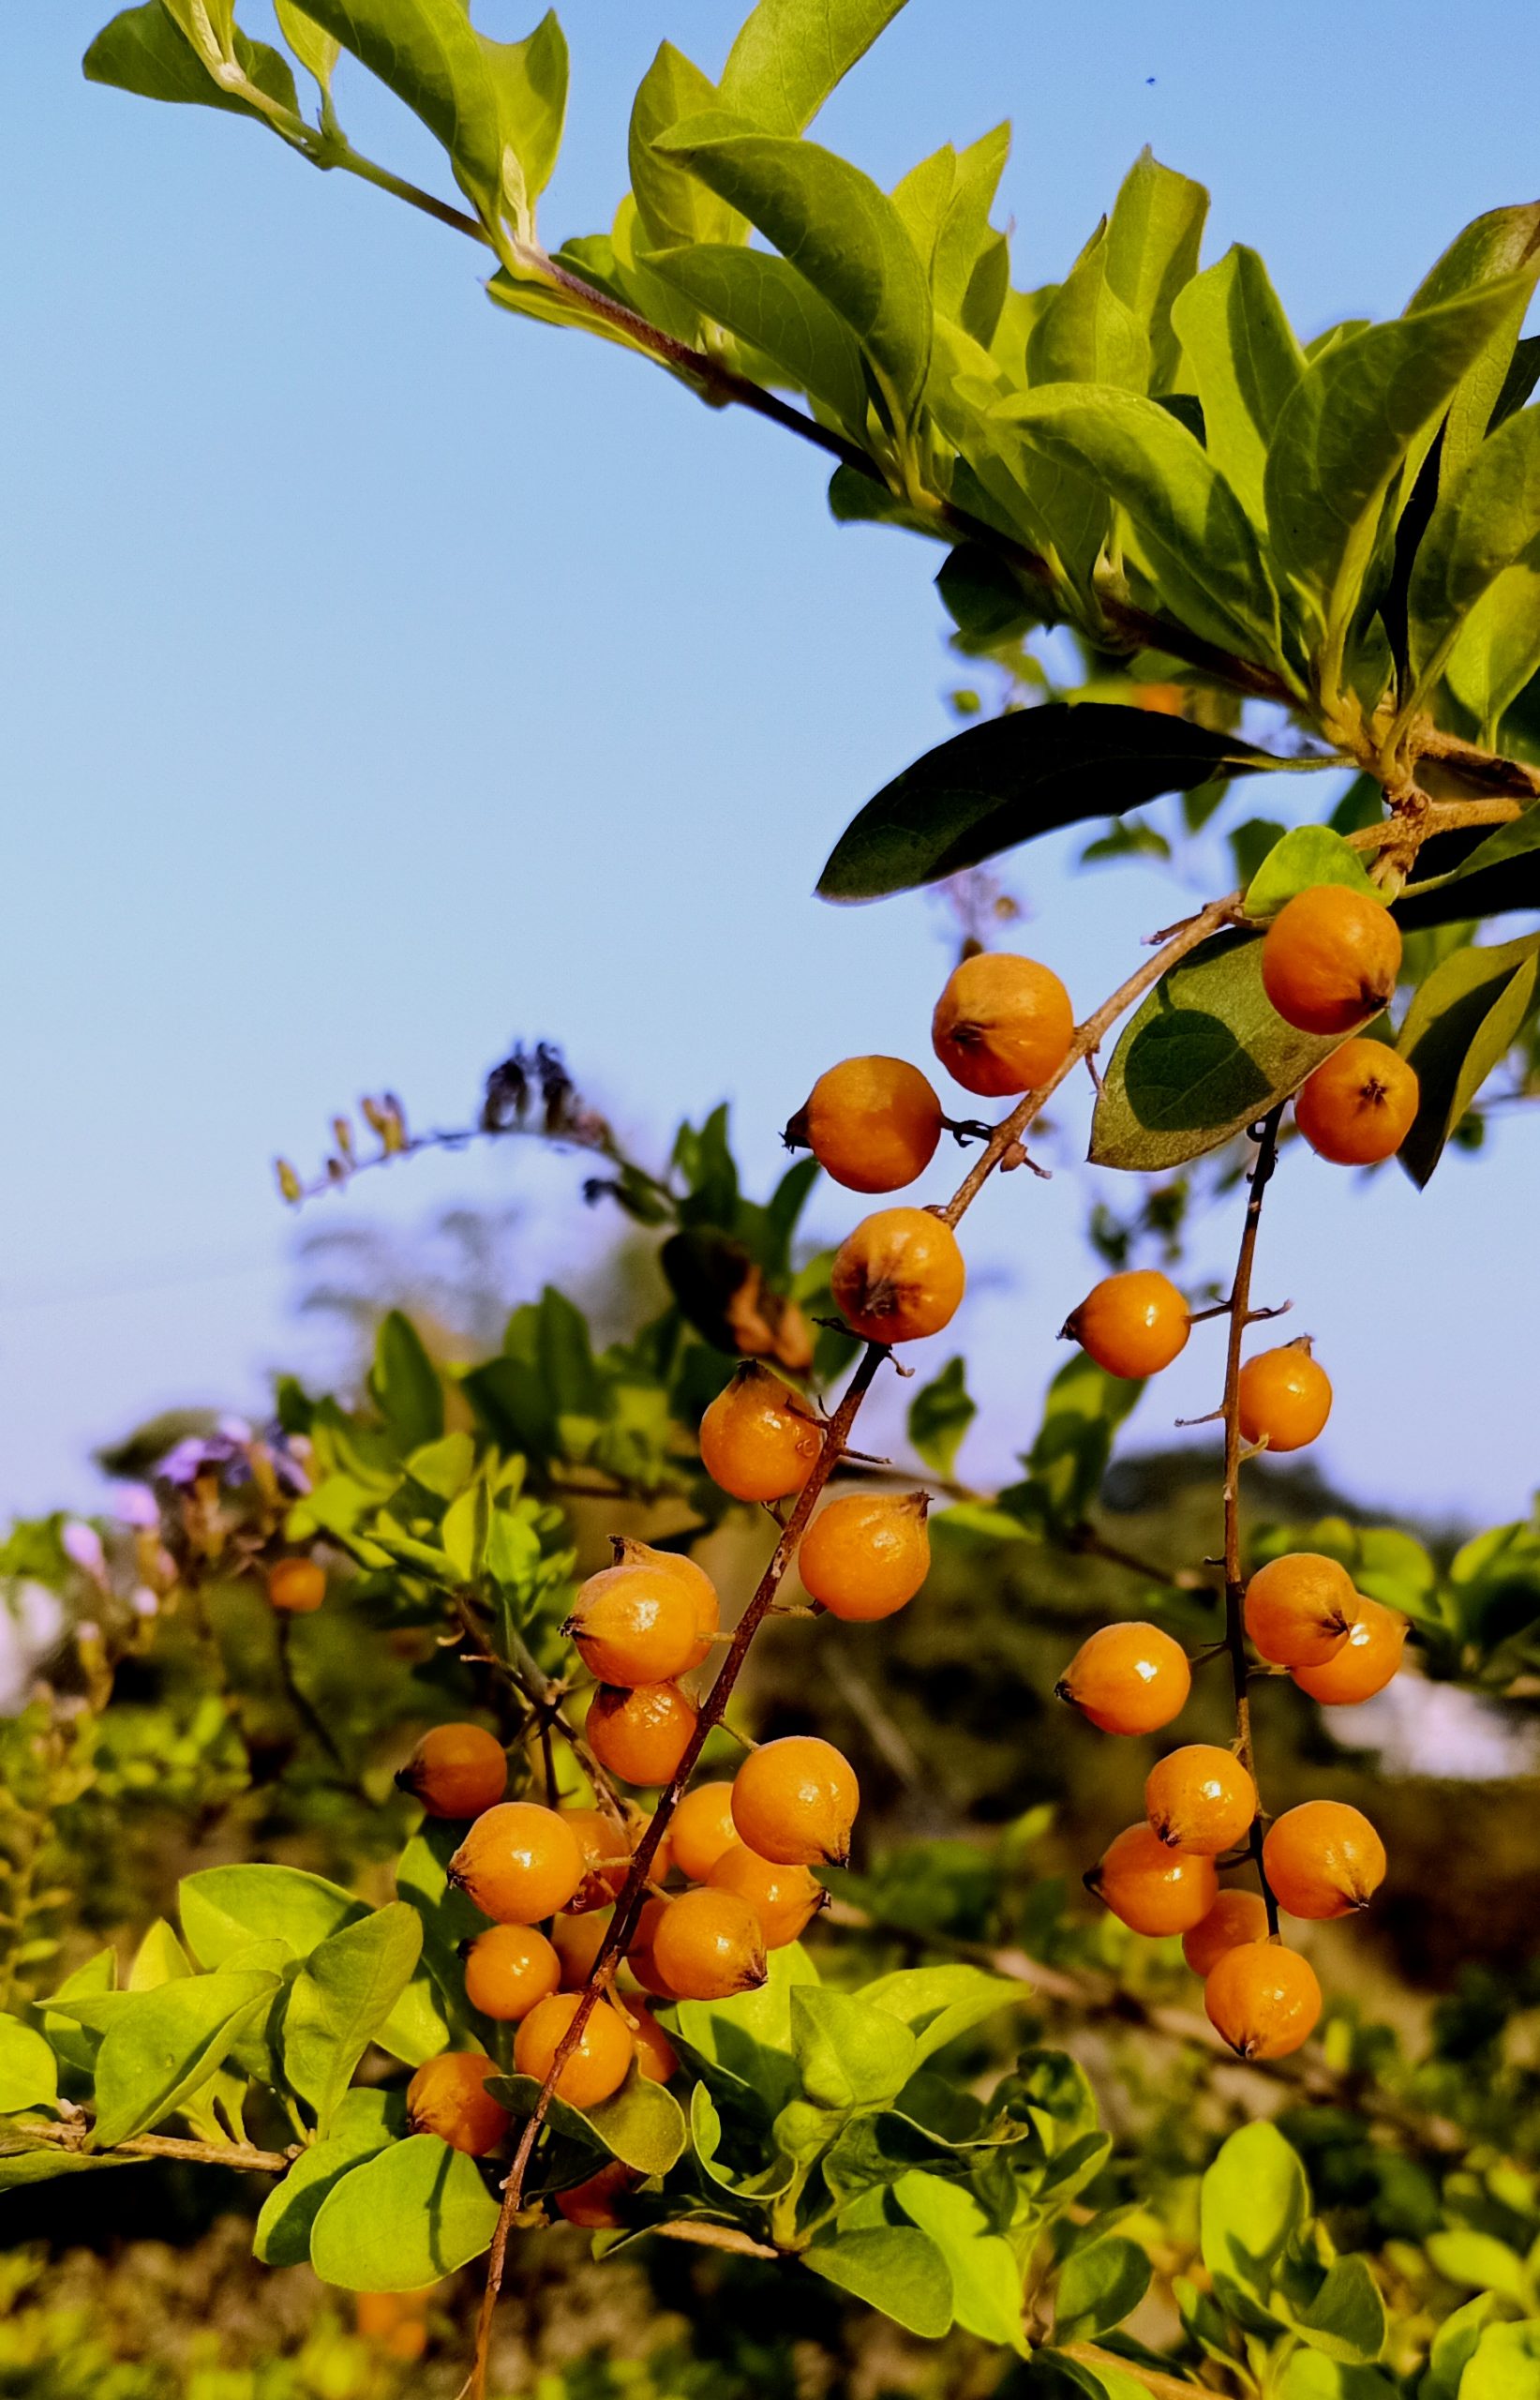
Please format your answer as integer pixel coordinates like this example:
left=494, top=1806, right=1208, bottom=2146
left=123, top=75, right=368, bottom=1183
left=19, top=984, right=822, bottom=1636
left=7, top=2121, right=295, bottom=2174
left=275, top=1615, right=345, bottom=1768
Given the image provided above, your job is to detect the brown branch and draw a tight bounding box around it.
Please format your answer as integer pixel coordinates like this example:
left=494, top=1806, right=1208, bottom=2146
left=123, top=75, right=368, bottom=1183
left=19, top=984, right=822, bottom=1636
left=9, top=2121, right=294, bottom=2174
left=650, top=2218, right=782, bottom=2261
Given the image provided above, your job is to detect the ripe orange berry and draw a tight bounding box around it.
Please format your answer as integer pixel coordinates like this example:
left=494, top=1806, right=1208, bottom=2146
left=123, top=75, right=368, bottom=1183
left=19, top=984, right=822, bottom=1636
left=565, top=1563, right=702, bottom=1687
left=707, top=1842, right=826, bottom=1948
left=462, top=1923, right=561, bottom=2022
left=786, top=1056, right=944, bottom=1192
left=651, top=1887, right=768, bottom=2000
left=1261, top=885, right=1402, bottom=1036
left=447, top=1802, right=585, bottom=1925
left=830, top=1208, right=965, bottom=1344
left=1204, top=1940, right=1322, bottom=2060
left=699, top=1364, right=823, bottom=1503
left=395, top=1723, right=507, bottom=1821
left=1144, top=1746, right=1258, bottom=1855
left=798, top=1491, right=930, bottom=1621
left=514, top=1990, right=635, bottom=2109
left=932, top=952, right=1075, bottom=1098
left=665, top=1783, right=740, bottom=1883
left=624, top=1897, right=676, bottom=1999
left=355, top=2289, right=432, bottom=2362
left=267, top=1557, right=325, bottom=1614
left=1181, top=1888, right=1271, bottom=1976
left=552, top=1907, right=610, bottom=1990
left=1295, top=1038, right=1420, bottom=1165
left=609, top=1538, right=719, bottom=1668
left=555, top=2158, right=637, bottom=2228
left=620, top=1998, right=680, bottom=2083
left=1062, top=1270, right=1190, bottom=1380
left=406, top=2050, right=510, bottom=2156
left=1088, top=1823, right=1219, bottom=1936
left=563, top=1807, right=636, bottom=1915
left=1056, top=1622, right=1191, bottom=1736
left=731, top=1735, right=860, bottom=1867
left=1237, top=1344, right=1332, bottom=1453
left=1243, top=1552, right=1360, bottom=1668
left=585, top=1683, right=698, bottom=1787
left=1290, top=1598, right=1408, bottom=1703
left=1263, top=1800, right=1385, bottom=1920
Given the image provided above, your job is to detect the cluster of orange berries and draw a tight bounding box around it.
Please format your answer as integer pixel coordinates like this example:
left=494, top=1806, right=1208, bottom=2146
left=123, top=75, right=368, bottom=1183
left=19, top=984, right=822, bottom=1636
left=1263, top=884, right=1417, bottom=1164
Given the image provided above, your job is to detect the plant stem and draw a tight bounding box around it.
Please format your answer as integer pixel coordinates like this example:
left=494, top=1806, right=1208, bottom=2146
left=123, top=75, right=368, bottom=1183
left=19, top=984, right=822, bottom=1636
left=8, top=2121, right=294, bottom=2174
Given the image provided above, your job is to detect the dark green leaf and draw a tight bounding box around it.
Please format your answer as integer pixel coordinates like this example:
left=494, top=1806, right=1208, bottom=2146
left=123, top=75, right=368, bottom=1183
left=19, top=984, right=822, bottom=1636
left=645, top=243, right=867, bottom=430
left=296, top=0, right=502, bottom=211
left=253, top=2088, right=404, bottom=2266
left=1054, top=2235, right=1152, bottom=2343
left=1103, top=147, right=1208, bottom=394
left=0, top=2016, right=58, bottom=2114
left=1245, top=825, right=1380, bottom=918
left=92, top=1970, right=278, bottom=2149
left=1397, top=930, right=1540, bottom=1185
left=282, top=1904, right=423, bottom=2131
left=368, top=1311, right=444, bottom=1452
left=894, top=2169, right=1027, bottom=2351
left=1171, top=245, right=1304, bottom=528
left=307, top=2132, right=499, bottom=2288
left=791, top=1988, right=917, bottom=2108
left=907, top=1357, right=975, bottom=1478
left=804, top=2222, right=953, bottom=2335
left=1410, top=406, right=1540, bottom=685
left=719, top=0, right=910, bottom=136
left=492, top=2061, right=686, bottom=2177
left=1200, top=2120, right=1308, bottom=2297
left=935, top=546, right=1039, bottom=649
left=83, top=3, right=299, bottom=117
left=1291, top=2256, right=1388, bottom=2364
left=1002, top=1353, right=1146, bottom=1535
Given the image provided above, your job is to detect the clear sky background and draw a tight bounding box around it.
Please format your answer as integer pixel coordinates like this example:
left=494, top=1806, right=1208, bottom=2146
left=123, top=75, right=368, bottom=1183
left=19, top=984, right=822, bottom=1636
left=4, top=1, right=1538, bottom=1534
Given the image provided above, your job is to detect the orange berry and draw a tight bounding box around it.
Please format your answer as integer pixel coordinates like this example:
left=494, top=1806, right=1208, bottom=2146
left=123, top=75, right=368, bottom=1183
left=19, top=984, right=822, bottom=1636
left=514, top=1990, right=635, bottom=2109
left=1204, top=1941, right=1322, bottom=2060
left=1237, top=1344, right=1332, bottom=1453
left=609, top=1538, right=719, bottom=1668
left=1144, top=1746, right=1258, bottom=1855
left=830, top=1208, right=965, bottom=1344
left=563, top=1807, right=636, bottom=1915
left=447, top=1802, right=585, bottom=1925
left=1261, top=885, right=1402, bottom=1036
left=554, top=2158, right=637, bottom=2228
left=565, top=1563, right=702, bottom=1687
left=624, top=1896, right=676, bottom=1999
left=620, top=1997, right=680, bottom=2083
left=798, top=1491, right=930, bottom=1621
left=707, top=1842, right=826, bottom=1948
left=462, top=1923, right=561, bottom=2022
left=395, top=1723, right=507, bottom=1821
left=355, top=2290, right=431, bottom=2362
left=1056, top=1622, right=1191, bottom=1736
left=1243, top=1552, right=1360, bottom=1668
left=551, top=1907, right=610, bottom=1990
left=1088, top=1823, right=1218, bottom=1937
left=932, top=952, right=1075, bottom=1098
left=406, top=2050, right=510, bottom=2155
left=585, top=1683, right=698, bottom=1788
left=1062, top=1270, right=1190, bottom=1380
left=786, top=1056, right=944, bottom=1192
left=1263, top=1800, right=1385, bottom=1920
left=731, top=1735, right=860, bottom=1867
left=699, top=1363, right=823, bottom=1503
left=665, top=1783, right=740, bottom=1883
left=267, top=1557, right=325, bottom=1614
left=1295, top=1038, right=1419, bottom=1165
left=1290, top=1598, right=1408, bottom=1703
left=651, top=1887, right=767, bottom=2001
left=1182, top=1888, right=1271, bottom=1976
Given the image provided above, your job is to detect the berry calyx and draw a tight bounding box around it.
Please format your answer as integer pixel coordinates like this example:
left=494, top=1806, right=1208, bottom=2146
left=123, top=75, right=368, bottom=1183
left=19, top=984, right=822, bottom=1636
left=650, top=1887, right=768, bottom=2000
left=699, top=1364, right=823, bottom=1503
left=1144, top=1746, right=1258, bottom=1854
left=405, top=2050, right=510, bottom=2156
left=706, top=1842, right=827, bottom=1948
left=1243, top=1552, right=1360, bottom=1668
left=395, top=1722, right=507, bottom=1821
left=1062, top=1270, right=1191, bottom=1380
left=1263, top=1800, right=1385, bottom=1919
left=585, top=1683, right=698, bottom=1787
left=1237, top=1342, right=1333, bottom=1453
left=563, top=1807, right=636, bottom=1915
left=462, top=1923, right=561, bottom=2022
left=1290, top=1598, right=1408, bottom=1702
left=513, top=1990, right=635, bottom=2109
left=1087, top=1823, right=1219, bottom=1937
left=620, top=1998, right=679, bottom=2083
left=830, top=1208, right=965, bottom=1344
left=564, top=1564, right=703, bottom=1687
left=1204, top=1939, right=1322, bottom=2059
left=785, top=1056, right=944, bottom=1192
left=1294, top=1038, right=1420, bottom=1165
left=554, top=2159, right=637, bottom=2228
left=797, top=1491, right=930, bottom=1621
left=931, top=952, right=1075, bottom=1098
left=267, top=1557, right=325, bottom=1614
left=731, top=1734, right=860, bottom=1867
left=609, top=1538, right=719, bottom=1668
left=1261, top=885, right=1402, bottom=1036
left=1056, top=1622, right=1191, bottom=1735
left=664, top=1782, right=740, bottom=1883
left=446, top=1802, right=585, bottom=1925
left=1181, top=1888, right=1271, bottom=1977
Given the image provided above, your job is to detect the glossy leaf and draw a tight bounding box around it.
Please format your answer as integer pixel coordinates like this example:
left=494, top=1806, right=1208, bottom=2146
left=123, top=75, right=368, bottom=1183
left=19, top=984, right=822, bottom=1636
left=181, top=1864, right=362, bottom=1969
left=1245, top=825, right=1381, bottom=918
left=42, top=1951, right=116, bottom=2078
left=84, top=3, right=299, bottom=117
left=128, top=1919, right=194, bottom=1989
left=296, top=0, right=502, bottom=214
left=895, top=2169, right=1028, bottom=2351
left=645, top=244, right=867, bottom=430
left=1409, top=407, right=1540, bottom=685
left=492, top=2061, right=686, bottom=2177
left=804, top=2221, right=953, bottom=2335
left=282, top=1903, right=423, bottom=2131
left=253, top=2088, right=404, bottom=2266
left=274, top=1, right=339, bottom=98
left=818, top=702, right=1284, bottom=901
left=1412, top=202, right=1540, bottom=489
left=791, top=1988, right=918, bottom=2108
left=91, top=1970, right=278, bottom=2149
left=1292, top=2257, right=1389, bottom=2363
left=1103, top=146, right=1208, bottom=394
left=628, top=43, right=737, bottom=253
left=1200, top=2120, right=1308, bottom=2298
left=906, top=1357, right=975, bottom=1479
left=1054, top=2234, right=1152, bottom=2343
left=1397, top=931, right=1540, bottom=1186
left=1090, top=931, right=1338, bottom=1170
left=1447, top=549, right=1540, bottom=736
left=893, top=125, right=1009, bottom=324
left=0, top=2016, right=58, bottom=2114
left=719, top=0, right=910, bottom=137
left=369, top=1310, right=444, bottom=1452
left=308, top=2132, right=500, bottom=2289
left=1171, top=245, right=1304, bottom=528
left=1027, top=226, right=1146, bottom=393
left=860, top=1963, right=1023, bottom=2066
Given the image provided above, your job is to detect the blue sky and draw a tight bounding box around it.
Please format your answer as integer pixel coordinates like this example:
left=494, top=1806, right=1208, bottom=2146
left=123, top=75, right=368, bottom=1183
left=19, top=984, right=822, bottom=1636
left=3, top=0, right=1538, bottom=1531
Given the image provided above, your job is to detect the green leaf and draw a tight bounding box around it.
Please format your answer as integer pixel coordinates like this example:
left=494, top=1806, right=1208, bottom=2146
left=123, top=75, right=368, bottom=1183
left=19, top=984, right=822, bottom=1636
left=282, top=1904, right=423, bottom=2131
left=654, top=119, right=931, bottom=426
left=1458, top=2322, right=1540, bottom=2400
left=128, top=1920, right=194, bottom=1990
left=1001, top=1351, right=1146, bottom=1536
left=492, top=2061, right=686, bottom=2177
left=628, top=43, right=737, bottom=253
left=1245, top=825, right=1381, bottom=919
left=369, top=1311, right=444, bottom=1452
left=1447, top=551, right=1540, bottom=737
left=83, top=2, right=299, bottom=117
left=1292, top=2256, right=1388, bottom=2363
left=477, top=10, right=566, bottom=227
left=1426, top=2230, right=1532, bottom=2302
left=894, top=2169, right=1027, bottom=2351
left=1027, top=226, right=1146, bottom=393
left=1413, top=203, right=1540, bottom=490
left=1397, top=931, right=1540, bottom=1186
left=253, top=2088, right=404, bottom=2266
left=274, top=1, right=339, bottom=98
left=42, top=1951, right=117, bottom=2077
left=0, top=2017, right=58, bottom=2114
left=0, top=2143, right=140, bottom=2191
left=1277, top=2361, right=1400, bottom=2400
left=1090, top=929, right=1338, bottom=1171
left=396, top=1820, right=489, bottom=2039
left=804, top=2221, right=953, bottom=2335
left=860, top=1963, right=1023, bottom=2067
left=1200, top=2120, right=1308, bottom=2298
left=181, top=1864, right=363, bottom=1970
left=791, top=1989, right=918, bottom=2109
left=1171, top=245, right=1304, bottom=528
left=296, top=0, right=502, bottom=214
left=892, top=126, right=1009, bottom=327
left=404, top=1431, right=475, bottom=1501
left=1054, top=2234, right=1153, bottom=2343
left=1421, top=2293, right=1515, bottom=2400
left=1410, top=407, right=1540, bottom=687
left=673, top=1942, right=818, bottom=2116
left=308, top=2132, right=500, bottom=2289
left=1103, top=147, right=1208, bottom=395
left=92, top=1970, right=278, bottom=2149
left=441, top=1476, right=491, bottom=1582
left=819, top=702, right=1283, bottom=902
left=645, top=244, right=867, bottom=431
left=719, top=0, right=910, bottom=137
left=906, top=1357, right=975, bottom=1479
